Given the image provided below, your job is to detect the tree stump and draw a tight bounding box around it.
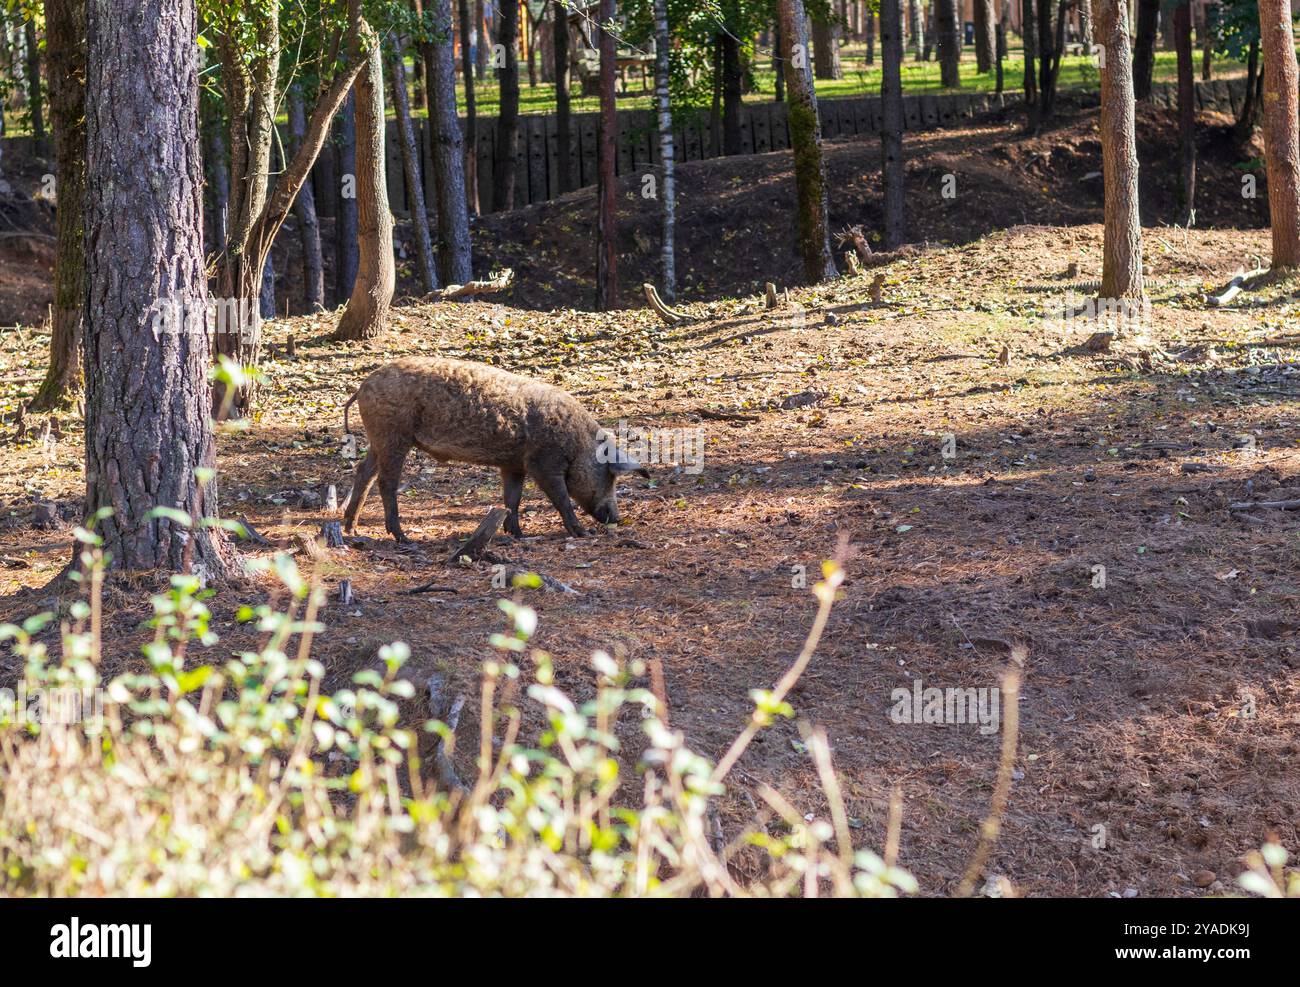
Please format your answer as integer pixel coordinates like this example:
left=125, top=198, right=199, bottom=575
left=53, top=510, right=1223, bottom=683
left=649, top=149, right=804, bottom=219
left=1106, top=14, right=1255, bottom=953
left=446, top=507, right=508, bottom=564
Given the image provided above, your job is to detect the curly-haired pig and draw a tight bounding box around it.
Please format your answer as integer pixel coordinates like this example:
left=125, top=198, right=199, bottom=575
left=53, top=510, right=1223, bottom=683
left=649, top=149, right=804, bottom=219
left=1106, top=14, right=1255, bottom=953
left=341, top=357, right=648, bottom=542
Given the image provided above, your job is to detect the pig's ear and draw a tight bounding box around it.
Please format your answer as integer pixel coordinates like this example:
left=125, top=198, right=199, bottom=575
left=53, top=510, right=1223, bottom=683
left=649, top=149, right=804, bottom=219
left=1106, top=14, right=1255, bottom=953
left=608, top=458, right=650, bottom=479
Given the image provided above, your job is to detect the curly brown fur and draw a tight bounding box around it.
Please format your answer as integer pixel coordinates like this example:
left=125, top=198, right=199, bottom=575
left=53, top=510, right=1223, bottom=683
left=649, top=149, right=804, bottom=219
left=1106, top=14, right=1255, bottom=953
left=341, top=357, right=647, bottom=542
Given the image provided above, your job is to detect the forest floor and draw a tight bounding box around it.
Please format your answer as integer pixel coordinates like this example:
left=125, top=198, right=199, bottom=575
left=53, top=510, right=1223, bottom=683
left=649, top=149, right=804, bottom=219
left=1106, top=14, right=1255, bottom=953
left=1, top=101, right=1298, bottom=898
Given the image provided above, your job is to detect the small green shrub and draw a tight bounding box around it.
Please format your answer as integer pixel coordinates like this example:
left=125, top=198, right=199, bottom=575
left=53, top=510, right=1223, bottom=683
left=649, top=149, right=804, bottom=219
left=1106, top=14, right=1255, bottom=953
left=0, top=526, right=915, bottom=898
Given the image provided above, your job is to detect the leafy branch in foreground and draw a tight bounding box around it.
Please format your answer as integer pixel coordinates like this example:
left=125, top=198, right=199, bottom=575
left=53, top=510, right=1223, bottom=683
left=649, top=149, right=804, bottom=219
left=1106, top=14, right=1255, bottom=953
left=0, top=525, right=914, bottom=897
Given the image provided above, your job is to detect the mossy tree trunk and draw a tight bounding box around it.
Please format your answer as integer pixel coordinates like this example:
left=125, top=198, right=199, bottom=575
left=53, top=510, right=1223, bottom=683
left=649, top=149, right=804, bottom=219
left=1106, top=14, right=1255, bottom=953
left=778, top=0, right=838, bottom=282
left=30, top=0, right=86, bottom=413
left=332, top=23, right=395, bottom=341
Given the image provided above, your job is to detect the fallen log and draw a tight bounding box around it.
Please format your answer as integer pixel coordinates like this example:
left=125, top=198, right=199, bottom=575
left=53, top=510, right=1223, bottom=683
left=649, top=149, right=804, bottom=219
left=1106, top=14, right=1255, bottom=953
left=429, top=268, right=514, bottom=300
left=1229, top=499, right=1300, bottom=511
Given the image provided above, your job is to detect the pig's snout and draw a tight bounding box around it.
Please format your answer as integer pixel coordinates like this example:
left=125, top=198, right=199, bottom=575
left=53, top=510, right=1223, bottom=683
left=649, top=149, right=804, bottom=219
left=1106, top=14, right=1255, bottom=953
left=593, top=501, right=619, bottom=525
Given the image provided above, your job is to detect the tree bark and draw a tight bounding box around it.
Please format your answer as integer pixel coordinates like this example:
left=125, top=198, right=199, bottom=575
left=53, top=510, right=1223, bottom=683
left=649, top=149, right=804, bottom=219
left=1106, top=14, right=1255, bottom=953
left=865, top=7, right=875, bottom=64
left=1199, top=4, right=1215, bottom=80
left=973, top=0, right=995, bottom=72
left=710, top=34, right=723, bottom=153
left=1095, top=0, right=1145, bottom=302
left=653, top=0, right=676, bottom=301
left=812, top=16, right=843, bottom=80
left=773, top=19, right=785, bottom=100
left=1233, top=38, right=1260, bottom=143
left=936, top=0, right=961, bottom=87
left=84, top=0, right=228, bottom=577
left=492, top=0, right=521, bottom=211
left=596, top=0, right=619, bottom=309
left=722, top=32, right=743, bottom=155
left=389, top=38, right=438, bottom=294
left=334, top=91, right=359, bottom=306
left=288, top=86, right=325, bottom=313
left=881, top=0, right=906, bottom=250
left=1037, top=0, right=1067, bottom=120
left=1174, top=0, right=1195, bottom=226
left=1022, top=0, right=1038, bottom=130
left=554, top=0, right=573, bottom=192
left=475, top=0, right=488, bottom=78
left=426, top=0, right=474, bottom=283
left=1258, top=0, right=1300, bottom=268
left=23, top=19, right=45, bottom=151
left=205, top=107, right=230, bottom=256
left=332, top=25, right=395, bottom=341
left=909, top=0, right=925, bottom=61
left=454, top=0, right=480, bottom=215
left=30, top=0, right=86, bottom=413
left=1133, top=0, right=1159, bottom=100
left=778, top=0, right=838, bottom=282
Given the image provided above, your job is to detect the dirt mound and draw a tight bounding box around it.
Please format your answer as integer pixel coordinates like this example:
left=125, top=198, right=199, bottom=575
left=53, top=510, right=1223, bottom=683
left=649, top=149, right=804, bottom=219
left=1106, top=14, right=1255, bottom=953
left=461, top=99, right=1267, bottom=312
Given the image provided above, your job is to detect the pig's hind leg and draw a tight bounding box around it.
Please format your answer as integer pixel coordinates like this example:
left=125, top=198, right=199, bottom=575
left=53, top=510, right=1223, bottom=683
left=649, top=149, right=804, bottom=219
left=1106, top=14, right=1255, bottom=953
left=342, top=450, right=378, bottom=533
left=501, top=469, right=526, bottom=537
left=376, top=439, right=414, bottom=543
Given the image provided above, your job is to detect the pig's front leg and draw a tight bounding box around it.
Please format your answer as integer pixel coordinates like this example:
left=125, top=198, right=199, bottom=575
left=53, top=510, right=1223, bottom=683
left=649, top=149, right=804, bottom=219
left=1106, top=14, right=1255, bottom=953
left=501, top=468, right=525, bottom=537
left=529, top=468, right=588, bottom=537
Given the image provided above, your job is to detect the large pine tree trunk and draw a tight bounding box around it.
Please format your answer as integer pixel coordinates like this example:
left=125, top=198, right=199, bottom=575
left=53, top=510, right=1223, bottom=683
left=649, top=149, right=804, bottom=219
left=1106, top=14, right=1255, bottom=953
left=492, top=0, right=521, bottom=211
left=653, top=0, right=676, bottom=300
left=778, top=0, right=837, bottom=282
left=332, top=27, right=395, bottom=341
left=936, top=0, right=961, bottom=87
left=426, top=0, right=473, bottom=283
left=333, top=91, right=359, bottom=306
left=389, top=38, right=438, bottom=294
left=1258, top=0, right=1300, bottom=268
left=1174, top=0, right=1196, bottom=226
left=84, top=0, right=228, bottom=577
left=973, top=0, right=995, bottom=72
left=881, top=0, right=906, bottom=249
left=595, top=0, right=619, bottom=309
left=30, top=0, right=86, bottom=413
left=1094, top=0, right=1145, bottom=303
left=288, top=86, right=325, bottom=312
left=554, top=0, right=573, bottom=192
left=456, top=0, right=480, bottom=215
left=1133, top=0, right=1159, bottom=100
left=812, top=17, right=843, bottom=80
